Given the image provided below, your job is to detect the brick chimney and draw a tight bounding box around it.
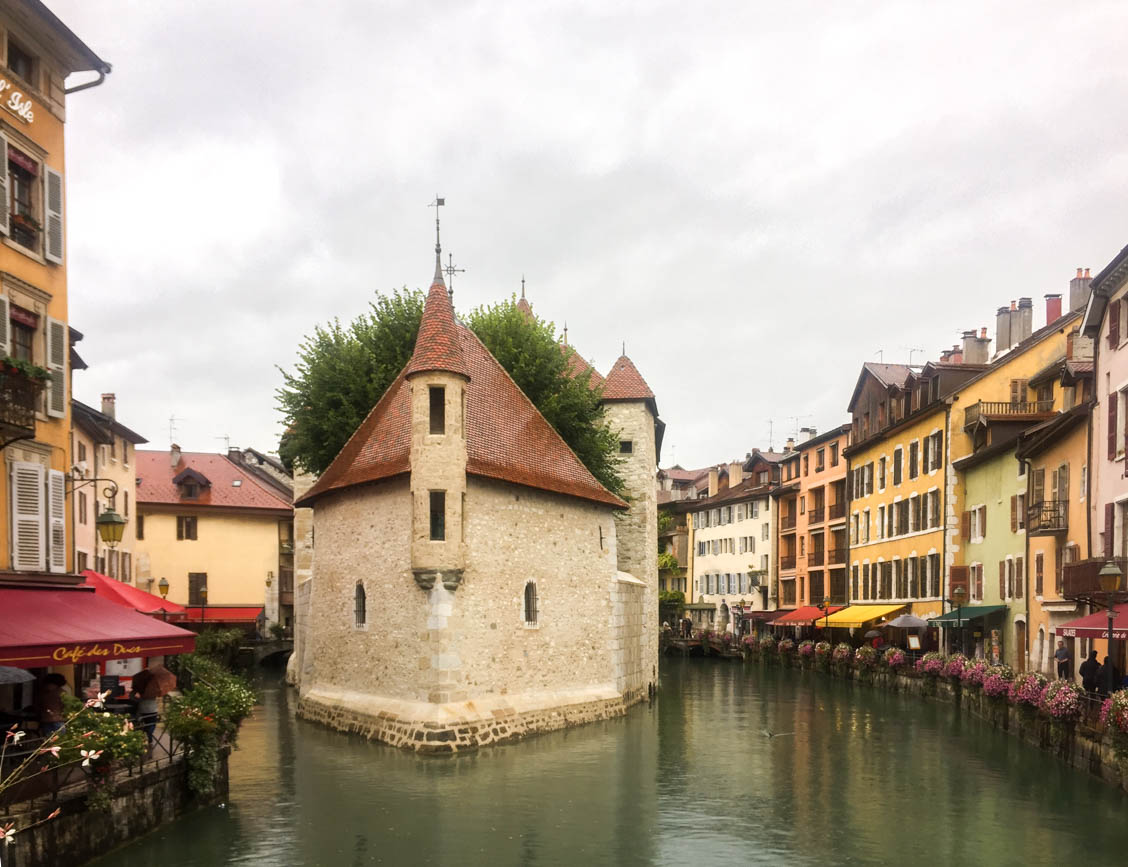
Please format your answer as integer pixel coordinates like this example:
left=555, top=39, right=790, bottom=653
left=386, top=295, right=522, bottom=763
left=996, top=306, right=1012, bottom=353
left=785, top=437, right=795, bottom=452
left=170, top=443, right=181, bottom=468
left=101, top=393, right=116, bottom=419
left=948, top=344, right=963, bottom=364
left=1017, top=297, right=1033, bottom=343
left=1045, top=293, right=1063, bottom=325
left=1069, top=267, right=1093, bottom=313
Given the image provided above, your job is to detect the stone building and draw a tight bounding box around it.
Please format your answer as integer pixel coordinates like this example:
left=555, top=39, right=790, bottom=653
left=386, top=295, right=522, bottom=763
left=294, top=257, right=660, bottom=751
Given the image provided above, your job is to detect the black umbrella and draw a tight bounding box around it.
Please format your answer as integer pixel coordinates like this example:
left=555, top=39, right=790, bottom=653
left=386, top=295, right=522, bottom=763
left=864, top=629, right=882, bottom=639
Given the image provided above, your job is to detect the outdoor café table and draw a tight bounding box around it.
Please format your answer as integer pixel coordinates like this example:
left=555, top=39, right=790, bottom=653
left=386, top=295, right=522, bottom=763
left=104, top=701, right=134, bottom=715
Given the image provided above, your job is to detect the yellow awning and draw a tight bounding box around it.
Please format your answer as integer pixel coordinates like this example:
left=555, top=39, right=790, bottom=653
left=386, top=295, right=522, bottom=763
left=822, top=604, right=907, bottom=629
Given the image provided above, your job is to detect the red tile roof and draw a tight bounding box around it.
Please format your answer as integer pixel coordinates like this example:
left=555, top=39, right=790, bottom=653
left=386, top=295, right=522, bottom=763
left=561, top=345, right=606, bottom=387
left=404, top=278, right=469, bottom=379
left=603, top=355, right=655, bottom=401
left=136, top=452, right=292, bottom=511
left=298, top=319, right=627, bottom=509
left=516, top=296, right=534, bottom=321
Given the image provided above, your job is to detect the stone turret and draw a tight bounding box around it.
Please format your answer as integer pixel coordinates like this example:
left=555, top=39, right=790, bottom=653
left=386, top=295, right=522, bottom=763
left=405, top=264, right=469, bottom=592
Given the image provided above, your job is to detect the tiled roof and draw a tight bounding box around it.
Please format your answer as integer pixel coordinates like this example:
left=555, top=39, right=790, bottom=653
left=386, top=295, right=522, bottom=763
left=404, top=277, right=469, bottom=379
left=692, top=477, right=774, bottom=507
left=603, top=355, right=655, bottom=401
left=660, top=466, right=704, bottom=482
left=136, top=452, right=292, bottom=511
left=863, top=362, right=916, bottom=389
left=298, top=314, right=626, bottom=510
left=561, top=345, right=606, bottom=387
left=516, top=296, right=534, bottom=321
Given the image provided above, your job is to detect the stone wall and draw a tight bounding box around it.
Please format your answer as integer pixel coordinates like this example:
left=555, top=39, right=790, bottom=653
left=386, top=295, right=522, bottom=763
left=611, top=573, right=647, bottom=700
left=286, top=471, right=316, bottom=688
left=2, top=754, right=227, bottom=867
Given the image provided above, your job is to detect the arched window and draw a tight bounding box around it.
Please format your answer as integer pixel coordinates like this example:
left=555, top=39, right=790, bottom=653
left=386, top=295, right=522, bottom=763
left=355, top=583, right=367, bottom=628
left=523, top=581, right=538, bottom=626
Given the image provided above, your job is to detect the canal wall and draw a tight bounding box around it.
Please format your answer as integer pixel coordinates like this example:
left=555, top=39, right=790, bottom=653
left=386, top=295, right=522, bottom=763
left=739, top=655, right=1128, bottom=793
left=1, top=752, right=229, bottom=867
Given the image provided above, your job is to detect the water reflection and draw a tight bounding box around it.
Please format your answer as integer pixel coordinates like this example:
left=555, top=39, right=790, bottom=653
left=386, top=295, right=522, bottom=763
left=96, top=660, right=1127, bottom=866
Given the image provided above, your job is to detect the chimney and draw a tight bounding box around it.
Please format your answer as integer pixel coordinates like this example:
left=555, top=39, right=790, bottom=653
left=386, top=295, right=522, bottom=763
left=728, top=462, right=744, bottom=486
left=1008, top=300, right=1021, bottom=349
left=1018, top=297, right=1033, bottom=343
left=799, top=426, right=817, bottom=442
left=708, top=468, right=719, bottom=498
left=101, top=393, right=116, bottom=419
left=1045, top=293, right=1063, bottom=325
left=227, top=447, right=243, bottom=463
left=996, top=306, right=1012, bottom=353
left=170, top=443, right=181, bottom=468
left=962, top=329, right=989, bottom=365
left=785, top=437, right=795, bottom=452
left=1069, top=267, right=1093, bottom=312
left=948, top=344, right=963, bottom=364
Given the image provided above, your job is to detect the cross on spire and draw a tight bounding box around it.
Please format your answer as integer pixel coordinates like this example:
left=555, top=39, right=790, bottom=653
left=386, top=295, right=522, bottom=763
left=443, top=252, right=465, bottom=290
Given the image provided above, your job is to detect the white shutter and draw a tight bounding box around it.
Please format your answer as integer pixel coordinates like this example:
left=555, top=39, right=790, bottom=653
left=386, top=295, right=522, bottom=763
left=0, top=294, right=8, bottom=356
left=46, top=316, right=65, bottom=418
left=48, top=468, right=65, bottom=573
left=43, top=167, right=63, bottom=264
left=11, top=461, right=44, bottom=570
left=0, top=131, right=9, bottom=237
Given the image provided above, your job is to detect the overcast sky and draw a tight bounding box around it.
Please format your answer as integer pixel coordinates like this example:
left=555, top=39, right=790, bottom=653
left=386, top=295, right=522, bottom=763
left=52, top=0, right=1128, bottom=470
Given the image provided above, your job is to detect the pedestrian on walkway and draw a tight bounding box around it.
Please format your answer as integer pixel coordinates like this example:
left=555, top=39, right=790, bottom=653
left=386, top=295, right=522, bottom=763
left=1098, top=656, right=1121, bottom=696
left=1054, top=640, right=1071, bottom=680
left=1080, top=650, right=1101, bottom=692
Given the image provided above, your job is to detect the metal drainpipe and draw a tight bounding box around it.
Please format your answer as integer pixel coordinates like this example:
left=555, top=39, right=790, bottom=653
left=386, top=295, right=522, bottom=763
left=64, top=67, right=110, bottom=95
left=1020, top=451, right=1033, bottom=671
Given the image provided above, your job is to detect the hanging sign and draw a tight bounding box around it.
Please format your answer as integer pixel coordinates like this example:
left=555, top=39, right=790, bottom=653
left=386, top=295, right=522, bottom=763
left=0, top=78, right=34, bottom=123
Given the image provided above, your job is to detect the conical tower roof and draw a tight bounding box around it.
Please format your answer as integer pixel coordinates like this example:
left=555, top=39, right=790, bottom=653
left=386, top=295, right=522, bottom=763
left=603, top=354, right=655, bottom=401
left=404, top=270, right=469, bottom=380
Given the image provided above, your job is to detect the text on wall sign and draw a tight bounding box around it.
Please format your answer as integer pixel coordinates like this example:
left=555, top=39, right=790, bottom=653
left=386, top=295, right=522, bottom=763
left=0, top=79, right=34, bottom=123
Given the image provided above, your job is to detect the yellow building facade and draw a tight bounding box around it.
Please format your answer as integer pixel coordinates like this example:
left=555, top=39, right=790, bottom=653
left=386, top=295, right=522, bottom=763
left=0, top=8, right=108, bottom=578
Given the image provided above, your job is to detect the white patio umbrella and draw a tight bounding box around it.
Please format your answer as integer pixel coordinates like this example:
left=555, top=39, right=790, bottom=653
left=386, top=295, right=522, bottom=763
left=0, top=666, right=34, bottom=685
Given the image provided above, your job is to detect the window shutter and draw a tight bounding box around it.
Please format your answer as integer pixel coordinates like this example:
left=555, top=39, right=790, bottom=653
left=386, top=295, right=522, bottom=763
left=1110, top=299, right=1121, bottom=348
left=1059, top=464, right=1069, bottom=502
left=1016, top=556, right=1024, bottom=597
left=999, top=561, right=1006, bottom=599
left=1123, top=398, right=1128, bottom=477
left=45, top=317, right=65, bottom=418
left=0, top=294, right=8, bottom=356
left=1010, top=496, right=1017, bottom=533
left=47, top=469, right=65, bottom=573
left=10, top=462, right=44, bottom=570
left=0, top=131, right=9, bottom=237
left=950, top=565, right=969, bottom=600
left=1106, top=502, right=1116, bottom=558
left=1110, top=392, right=1119, bottom=460
left=43, top=167, right=63, bottom=264
left=961, top=510, right=971, bottom=540
left=980, top=505, right=986, bottom=536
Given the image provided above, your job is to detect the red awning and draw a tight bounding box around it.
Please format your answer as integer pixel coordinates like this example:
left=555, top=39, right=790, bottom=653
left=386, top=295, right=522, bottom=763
left=81, top=570, right=186, bottom=615
left=1056, top=603, right=1128, bottom=641
left=772, top=605, right=845, bottom=625
left=0, top=587, right=196, bottom=668
left=742, top=610, right=778, bottom=621
left=182, top=606, right=263, bottom=623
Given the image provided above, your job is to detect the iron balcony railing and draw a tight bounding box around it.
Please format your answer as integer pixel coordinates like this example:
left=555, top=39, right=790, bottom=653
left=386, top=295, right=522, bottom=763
left=809, top=549, right=825, bottom=566
left=780, top=555, right=797, bottom=571
left=1027, top=500, right=1068, bottom=534
left=808, top=507, right=825, bottom=525
left=781, top=514, right=797, bottom=531
left=964, top=399, right=1054, bottom=429
left=829, top=502, right=847, bottom=520
left=827, top=547, right=846, bottom=565
left=0, top=367, right=42, bottom=448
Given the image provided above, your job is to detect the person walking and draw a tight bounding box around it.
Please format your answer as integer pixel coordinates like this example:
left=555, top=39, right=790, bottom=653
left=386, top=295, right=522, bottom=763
left=1054, top=640, right=1071, bottom=680
left=1098, top=656, right=1121, bottom=696
left=1080, top=650, right=1101, bottom=693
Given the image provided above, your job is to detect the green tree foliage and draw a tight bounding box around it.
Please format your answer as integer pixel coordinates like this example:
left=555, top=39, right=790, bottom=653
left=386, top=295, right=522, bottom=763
left=277, top=292, right=625, bottom=498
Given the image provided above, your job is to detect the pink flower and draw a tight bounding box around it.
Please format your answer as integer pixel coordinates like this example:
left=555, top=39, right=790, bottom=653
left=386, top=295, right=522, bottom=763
left=43, top=745, right=60, bottom=757
left=4, top=729, right=24, bottom=743
left=0, top=821, right=15, bottom=840
left=80, top=748, right=103, bottom=767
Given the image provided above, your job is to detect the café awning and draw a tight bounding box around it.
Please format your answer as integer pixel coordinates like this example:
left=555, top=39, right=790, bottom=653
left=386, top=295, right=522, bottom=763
left=81, top=569, right=186, bottom=616
left=1055, top=603, right=1128, bottom=640
left=0, top=587, right=196, bottom=668
left=183, top=606, right=263, bottom=623
left=928, top=604, right=1007, bottom=625
left=823, top=604, right=907, bottom=629
left=772, top=605, right=844, bottom=625
left=742, top=610, right=779, bottom=621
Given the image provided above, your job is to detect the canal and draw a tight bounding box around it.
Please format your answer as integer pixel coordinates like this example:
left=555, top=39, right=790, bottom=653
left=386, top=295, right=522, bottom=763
left=96, top=660, right=1127, bottom=865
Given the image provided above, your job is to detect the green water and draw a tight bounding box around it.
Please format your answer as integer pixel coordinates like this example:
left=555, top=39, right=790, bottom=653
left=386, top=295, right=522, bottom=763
left=96, top=660, right=1127, bottom=865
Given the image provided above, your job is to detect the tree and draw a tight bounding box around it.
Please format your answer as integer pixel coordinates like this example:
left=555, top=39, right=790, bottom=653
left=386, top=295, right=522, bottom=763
left=277, top=289, right=424, bottom=475
left=277, top=292, right=625, bottom=498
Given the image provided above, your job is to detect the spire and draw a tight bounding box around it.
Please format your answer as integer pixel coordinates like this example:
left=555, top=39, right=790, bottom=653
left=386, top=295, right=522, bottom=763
left=406, top=245, right=469, bottom=380
left=563, top=321, right=568, bottom=346
left=430, top=195, right=446, bottom=288
left=521, top=275, right=526, bottom=299
left=516, top=276, right=534, bottom=321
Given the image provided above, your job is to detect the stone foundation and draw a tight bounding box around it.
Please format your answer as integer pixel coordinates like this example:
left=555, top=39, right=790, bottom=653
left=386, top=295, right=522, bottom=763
left=298, top=683, right=649, bottom=753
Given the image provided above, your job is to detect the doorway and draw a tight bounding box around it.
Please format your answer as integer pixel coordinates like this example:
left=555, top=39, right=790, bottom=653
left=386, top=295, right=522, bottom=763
left=1014, top=621, right=1026, bottom=673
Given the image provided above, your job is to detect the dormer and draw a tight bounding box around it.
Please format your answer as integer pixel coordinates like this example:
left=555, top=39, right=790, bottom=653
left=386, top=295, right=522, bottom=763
left=172, top=467, right=210, bottom=500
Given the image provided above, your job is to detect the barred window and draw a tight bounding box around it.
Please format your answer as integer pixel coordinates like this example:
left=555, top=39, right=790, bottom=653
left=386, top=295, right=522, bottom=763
left=524, top=580, right=538, bottom=625
left=355, top=583, right=367, bottom=628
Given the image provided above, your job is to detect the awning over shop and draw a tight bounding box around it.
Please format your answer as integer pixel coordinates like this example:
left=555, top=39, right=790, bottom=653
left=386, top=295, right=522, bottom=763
left=823, top=604, right=907, bottom=629
left=766, top=608, right=795, bottom=623
left=742, top=610, right=779, bottom=621
left=928, top=604, right=1008, bottom=625
left=0, top=587, right=196, bottom=668
left=81, top=570, right=186, bottom=616
left=771, top=605, right=845, bottom=625
left=1055, top=604, right=1128, bottom=640
left=182, top=606, right=264, bottom=623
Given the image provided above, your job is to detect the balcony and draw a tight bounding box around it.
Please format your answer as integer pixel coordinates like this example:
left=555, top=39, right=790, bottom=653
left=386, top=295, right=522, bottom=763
left=827, top=547, right=846, bottom=565
left=809, top=549, right=825, bottom=567
left=1027, top=500, right=1067, bottom=535
left=808, top=507, right=825, bottom=525
left=964, top=399, right=1054, bottom=430
left=279, top=567, right=294, bottom=607
left=781, top=514, right=796, bottom=531
left=1062, top=557, right=1128, bottom=600
left=829, top=502, right=846, bottom=521
left=0, top=367, right=44, bottom=449
left=780, top=555, right=797, bottom=571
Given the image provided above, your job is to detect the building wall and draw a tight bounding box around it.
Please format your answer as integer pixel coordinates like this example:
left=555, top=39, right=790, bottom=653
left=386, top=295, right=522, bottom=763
left=71, top=423, right=96, bottom=569
left=1093, top=281, right=1128, bottom=559
left=796, top=430, right=849, bottom=606
left=691, top=494, right=772, bottom=624
left=134, top=507, right=281, bottom=606
left=847, top=406, right=947, bottom=618
left=960, top=447, right=1026, bottom=666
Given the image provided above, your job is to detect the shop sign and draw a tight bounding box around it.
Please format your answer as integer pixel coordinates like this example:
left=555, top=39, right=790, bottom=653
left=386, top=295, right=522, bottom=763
left=52, top=642, right=144, bottom=663
left=0, top=79, right=34, bottom=123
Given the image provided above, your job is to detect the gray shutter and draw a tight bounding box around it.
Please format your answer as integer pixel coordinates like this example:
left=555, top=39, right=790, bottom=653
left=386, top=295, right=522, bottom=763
left=0, top=132, right=9, bottom=237
left=11, top=461, right=44, bottom=570
left=44, top=167, right=63, bottom=264
left=48, top=468, right=65, bottom=572
left=46, top=316, right=65, bottom=418
left=0, top=294, right=8, bottom=356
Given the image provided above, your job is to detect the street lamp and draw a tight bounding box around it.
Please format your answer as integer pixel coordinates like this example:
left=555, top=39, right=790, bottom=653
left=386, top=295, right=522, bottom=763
left=95, top=507, right=127, bottom=549
left=948, top=585, right=967, bottom=654
left=199, top=584, right=208, bottom=627
left=1098, top=560, right=1123, bottom=696
left=158, top=577, right=169, bottom=599
left=820, top=594, right=832, bottom=630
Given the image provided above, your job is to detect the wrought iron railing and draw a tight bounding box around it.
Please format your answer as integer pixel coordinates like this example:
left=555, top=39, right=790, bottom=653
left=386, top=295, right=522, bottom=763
left=808, top=507, right=825, bottom=525
left=781, top=515, right=796, bottom=531
left=809, top=549, right=825, bottom=566
left=0, top=367, right=42, bottom=447
left=780, top=555, right=796, bottom=571
left=829, top=502, right=847, bottom=520
left=1027, top=500, right=1068, bottom=534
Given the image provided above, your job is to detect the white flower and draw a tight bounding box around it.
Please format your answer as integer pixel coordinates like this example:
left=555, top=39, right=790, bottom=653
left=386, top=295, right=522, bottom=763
left=4, top=729, right=24, bottom=744
left=0, top=821, right=15, bottom=840
left=80, top=748, right=102, bottom=767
